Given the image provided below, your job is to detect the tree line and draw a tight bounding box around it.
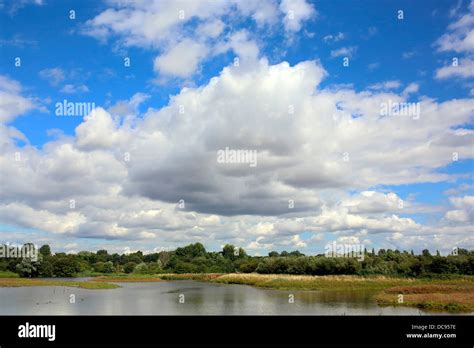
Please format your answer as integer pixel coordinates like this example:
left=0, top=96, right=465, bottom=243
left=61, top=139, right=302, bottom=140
left=0, top=243, right=472, bottom=278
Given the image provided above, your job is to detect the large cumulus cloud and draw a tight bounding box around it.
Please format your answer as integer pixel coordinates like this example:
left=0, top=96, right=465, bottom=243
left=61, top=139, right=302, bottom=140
left=0, top=57, right=473, bottom=253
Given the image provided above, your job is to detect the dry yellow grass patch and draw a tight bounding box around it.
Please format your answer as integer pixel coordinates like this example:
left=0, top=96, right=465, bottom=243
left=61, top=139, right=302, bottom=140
left=376, top=283, right=474, bottom=312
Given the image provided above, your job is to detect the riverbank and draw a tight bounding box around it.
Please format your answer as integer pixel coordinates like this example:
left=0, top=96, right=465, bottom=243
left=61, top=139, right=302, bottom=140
left=0, top=277, right=119, bottom=289
left=87, top=273, right=474, bottom=312
left=1, top=273, right=473, bottom=312
left=161, top=273, right=474, bottom=312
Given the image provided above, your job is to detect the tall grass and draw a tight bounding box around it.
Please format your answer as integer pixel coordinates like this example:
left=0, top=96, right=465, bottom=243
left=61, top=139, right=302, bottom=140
left=376, top=283, right=474, bottom=312
left=211, top=273, right=422, bottom=291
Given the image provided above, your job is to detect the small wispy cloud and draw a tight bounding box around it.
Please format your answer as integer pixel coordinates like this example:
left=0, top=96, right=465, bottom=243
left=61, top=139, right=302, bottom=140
left=39, top=68, right=65, bottom=86
left=402, top=83, right=420, bottom=97
left=5, top=0, right=44, bottom=15
left=368, top=80, right=401, bottom=90
left=402, top=51, right=417, bottom=59
left=0, top=35, right=38, bottom=48
left=60, top=84, right=89, bottom=94
left=361, top=26, right=378, bottom=39
left=330, top=46, right=357, bottom=58
left=367, top=62, right=380, bottom=71
left=323, top=32, right=345, bottom=43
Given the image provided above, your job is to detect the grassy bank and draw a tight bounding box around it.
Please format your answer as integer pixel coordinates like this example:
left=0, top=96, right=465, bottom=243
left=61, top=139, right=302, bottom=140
left=94, top=274, right=165, bottom=282
left=158, top=273, right=223, bottom=281
left=0, top=277, right=119, bottom=289
left=92, top=273, right=224, bottom=283
left=0, top=271, right=20, bottom=278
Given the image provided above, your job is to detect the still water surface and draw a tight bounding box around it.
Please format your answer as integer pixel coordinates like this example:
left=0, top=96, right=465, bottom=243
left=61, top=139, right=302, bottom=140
left=0, top=280, right=459, bottom=315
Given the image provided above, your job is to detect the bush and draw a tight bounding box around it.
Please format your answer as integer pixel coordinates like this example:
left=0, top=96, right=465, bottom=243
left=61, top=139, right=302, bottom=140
left=174, top=261, right=199, bottom=273
left=133, top=262, right=149, bottom=274
left=52, top=257, right=80, bottom=277
left=147, top=261, right=163, bottom=274
left=123, top=262, right=137, bottom=274
left=103, top=261, right=114, bottom=273
left=15, top=259, right=39, bottom=277
left=256, top=257, right=290, bottom=274
left=237, top=258, right=260, bottom=273
left=38, top=260, right=54, bottom=277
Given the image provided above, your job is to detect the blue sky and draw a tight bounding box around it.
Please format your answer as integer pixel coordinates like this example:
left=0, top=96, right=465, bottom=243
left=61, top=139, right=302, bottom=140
left=0, top=0, right=470, bottom=148
left=0, top=0, right=473, bottom=255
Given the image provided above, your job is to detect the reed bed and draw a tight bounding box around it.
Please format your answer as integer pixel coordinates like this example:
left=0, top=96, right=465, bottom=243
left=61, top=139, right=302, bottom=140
left=211, top=273, right=420, bottom=291
left=376, top=283, right=474, bottom=312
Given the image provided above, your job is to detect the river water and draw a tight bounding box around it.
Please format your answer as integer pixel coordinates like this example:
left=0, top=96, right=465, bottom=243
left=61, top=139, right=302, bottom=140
left=0, top=280, right=460, bottom=315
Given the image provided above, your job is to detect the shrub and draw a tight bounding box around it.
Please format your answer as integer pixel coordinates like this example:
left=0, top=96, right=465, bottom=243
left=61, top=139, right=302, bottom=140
left=133, top=262, right=149, bottom=274
left=123, top=262, right=137, bottom=274
left=38, top=260, right=54, bottom=277
left=52, top=257, right=81, bottom=277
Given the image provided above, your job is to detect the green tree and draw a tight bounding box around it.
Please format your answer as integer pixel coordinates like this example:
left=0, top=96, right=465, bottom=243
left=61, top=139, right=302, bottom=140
left=158, top=251, right=172, bottom=268
left=123, top=262, right=137, bottom=273
left=102, top=261, right=114, bottom=273
left=422, top=249, right=432, bottom=258
left=147, top=261, right=163, bottom=274
left=175, top=243, right=206, bottom=258
left=174, top=261, right=198, bottom=273
left=222, top=244, right=236, bottom=260
left=133, top=262, right=149, bottom=274
left=38, top=260, right=54, bottom=277
left=39, top=245, right=51, bottom=257
left=16, top=258, right=39, bottom=277
left=52, top=257, right=80, bottom=277
left=237, top=258, right=260, bottom=273
left=237, top=247, right=247, bottom=258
